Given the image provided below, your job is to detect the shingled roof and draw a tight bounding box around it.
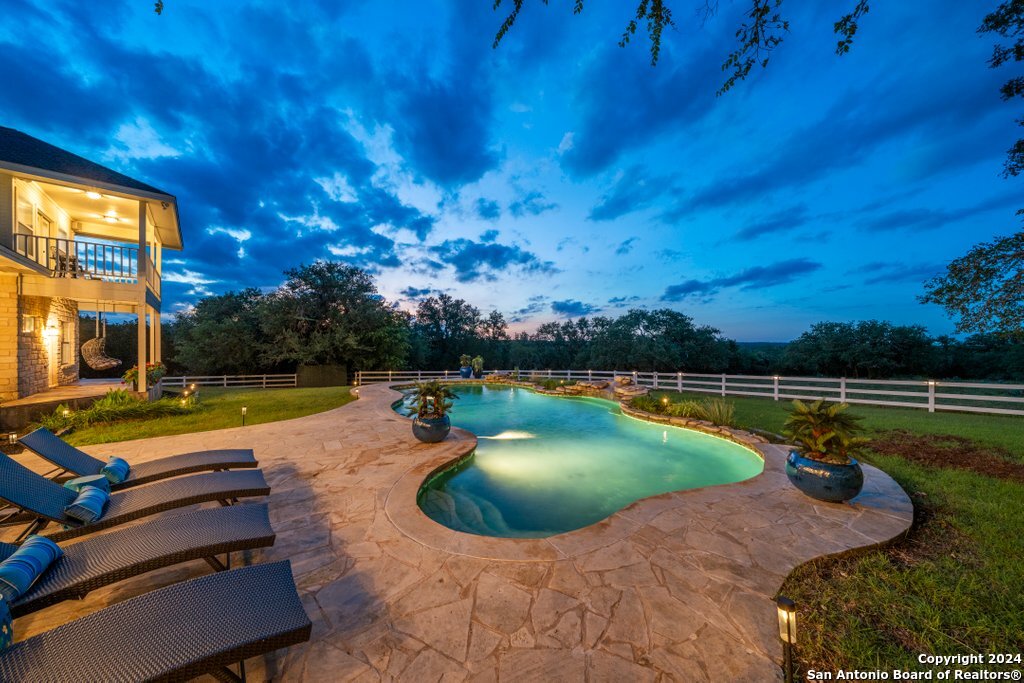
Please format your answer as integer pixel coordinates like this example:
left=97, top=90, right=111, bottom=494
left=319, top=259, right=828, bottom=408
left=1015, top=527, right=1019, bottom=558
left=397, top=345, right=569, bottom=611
left=0, top=126, right=173, bottom=198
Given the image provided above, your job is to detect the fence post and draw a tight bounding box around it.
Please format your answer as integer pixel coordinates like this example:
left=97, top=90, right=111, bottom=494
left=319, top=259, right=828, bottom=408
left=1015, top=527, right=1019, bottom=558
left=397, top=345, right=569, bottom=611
left=548, top=369, right=552, bottom=378
left=588, top=369, right=593, bottom=381
left=633, top=370, right=638, bottom=385
left=840, top=378, right=847, bottom=402
left=262, top=374, right=267, bottom=389
left=653, top=371, right=658, bottom=389
left=927, top=381, right=936, bottom=413
left=223, top=375, right=227, bottom=387
left=773, top=375, right=780, bottom=401
left=567, top=369, right=572, bottom=381
left=418, top=370, right=422, bottom=380
left=721, top=373, right=726, bottom=397
left=677, top=372, right=682, bottom=392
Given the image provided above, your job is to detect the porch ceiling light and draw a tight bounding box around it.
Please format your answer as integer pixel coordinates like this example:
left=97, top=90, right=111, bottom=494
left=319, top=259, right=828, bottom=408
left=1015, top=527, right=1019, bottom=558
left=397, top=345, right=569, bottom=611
left=85, top=191, right=102, bottom=200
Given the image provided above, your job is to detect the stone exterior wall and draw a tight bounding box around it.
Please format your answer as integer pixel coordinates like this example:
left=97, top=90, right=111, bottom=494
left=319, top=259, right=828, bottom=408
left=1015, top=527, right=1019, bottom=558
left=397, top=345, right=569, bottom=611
left=0, top=274, right=18, bottom=402
left=17, top=295, right=79, bottom=398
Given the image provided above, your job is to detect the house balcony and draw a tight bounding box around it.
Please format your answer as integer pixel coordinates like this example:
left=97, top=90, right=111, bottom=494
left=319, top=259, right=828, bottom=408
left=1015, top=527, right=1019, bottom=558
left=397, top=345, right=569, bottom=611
left=9, top=233, right=161, bottom=309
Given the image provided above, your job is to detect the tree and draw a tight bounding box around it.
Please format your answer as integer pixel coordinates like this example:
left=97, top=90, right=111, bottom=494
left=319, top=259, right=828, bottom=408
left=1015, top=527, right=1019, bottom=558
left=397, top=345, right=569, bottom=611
left=169, top=289, right=269, bottom=375
left=921, top=232, right=1024, bottom=337
left=980, top=0, right=1024, bottom=179
left=491, top=1, right=870, bottom=93
left=412, top=294, right=482, bottom=369
left=260, top=262, right=409, bottom=372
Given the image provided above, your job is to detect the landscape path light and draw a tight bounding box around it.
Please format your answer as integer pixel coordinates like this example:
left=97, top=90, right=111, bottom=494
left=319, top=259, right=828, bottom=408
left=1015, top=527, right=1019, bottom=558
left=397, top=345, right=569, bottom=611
left=241, top=406, right=248, bottom=427
left=776, top=595, right=796, bottom=683
left=7, top=433, right=16, bottom=446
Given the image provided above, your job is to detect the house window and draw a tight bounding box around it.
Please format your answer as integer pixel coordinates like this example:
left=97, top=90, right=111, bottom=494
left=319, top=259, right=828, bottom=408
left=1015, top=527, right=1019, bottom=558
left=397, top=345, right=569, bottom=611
left=14, top=188, right=35, bottom=259
left=60, top=320, right=74, bottom=365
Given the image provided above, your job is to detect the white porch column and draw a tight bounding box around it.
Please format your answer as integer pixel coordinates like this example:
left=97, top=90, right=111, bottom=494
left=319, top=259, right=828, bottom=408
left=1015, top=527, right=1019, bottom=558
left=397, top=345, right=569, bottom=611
left=136, top=201, right=148, bottom=392
left=153, top=310, right=161, bottom=363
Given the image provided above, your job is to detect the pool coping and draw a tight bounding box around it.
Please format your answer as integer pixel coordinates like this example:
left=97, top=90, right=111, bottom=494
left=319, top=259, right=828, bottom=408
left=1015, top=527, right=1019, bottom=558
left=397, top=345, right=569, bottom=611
left=381, top=382, right=914, bottom=562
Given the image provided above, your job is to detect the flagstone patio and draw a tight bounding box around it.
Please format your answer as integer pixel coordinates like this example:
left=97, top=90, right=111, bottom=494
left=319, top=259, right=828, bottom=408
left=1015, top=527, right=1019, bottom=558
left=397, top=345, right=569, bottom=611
left=9, top=382, right=913, bottom=681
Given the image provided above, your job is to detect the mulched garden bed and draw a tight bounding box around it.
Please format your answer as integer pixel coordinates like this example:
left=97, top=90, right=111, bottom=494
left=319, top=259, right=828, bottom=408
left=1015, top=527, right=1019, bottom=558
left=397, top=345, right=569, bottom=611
left=868, top=430, right=1024, bottom=482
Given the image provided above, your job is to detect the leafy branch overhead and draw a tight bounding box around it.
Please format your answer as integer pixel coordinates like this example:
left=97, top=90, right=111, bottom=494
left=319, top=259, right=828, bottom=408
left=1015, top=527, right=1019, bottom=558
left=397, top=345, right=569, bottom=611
left=491, top=0, right=871, bottom=93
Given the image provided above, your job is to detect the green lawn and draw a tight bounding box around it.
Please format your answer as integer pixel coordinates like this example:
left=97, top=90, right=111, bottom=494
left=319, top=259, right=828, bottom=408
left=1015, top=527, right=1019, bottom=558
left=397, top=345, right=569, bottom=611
left=651, top=390, right=1024, bottom=459
left=653, top=390, right=1024, bottom=670
left=65, top=386, right=355, bottom=446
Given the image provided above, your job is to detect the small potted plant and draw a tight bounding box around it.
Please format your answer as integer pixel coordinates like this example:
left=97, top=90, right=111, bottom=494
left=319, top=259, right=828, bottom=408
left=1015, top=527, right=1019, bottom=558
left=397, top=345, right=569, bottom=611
left=459, top=354, right=473, bottom=379
left=783, top=399, right=866, bottom=503
left=406, top=380, right=459, bottom=443
left=122, top=362, right=166, bottom=391
left=471, top=355, right=484, bottom=379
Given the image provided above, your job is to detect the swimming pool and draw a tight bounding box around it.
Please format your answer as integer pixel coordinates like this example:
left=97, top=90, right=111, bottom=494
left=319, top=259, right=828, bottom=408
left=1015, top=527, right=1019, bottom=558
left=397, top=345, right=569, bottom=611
left=407, top=384, right=764, bottom=538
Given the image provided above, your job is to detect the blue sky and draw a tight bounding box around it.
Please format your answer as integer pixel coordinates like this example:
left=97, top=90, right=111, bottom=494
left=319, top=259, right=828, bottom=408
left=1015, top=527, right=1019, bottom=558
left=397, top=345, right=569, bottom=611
left=1, top=0, right=1018, bottom=341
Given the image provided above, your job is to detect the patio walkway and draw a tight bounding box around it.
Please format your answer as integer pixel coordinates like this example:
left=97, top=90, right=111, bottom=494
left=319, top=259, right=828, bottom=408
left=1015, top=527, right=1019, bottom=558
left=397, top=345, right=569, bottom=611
left=11, top=383, right=913, bottom=681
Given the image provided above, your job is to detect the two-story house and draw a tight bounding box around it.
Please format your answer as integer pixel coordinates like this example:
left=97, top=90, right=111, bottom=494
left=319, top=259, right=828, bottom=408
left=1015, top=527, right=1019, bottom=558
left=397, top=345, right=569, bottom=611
left=0, top=126, right=182, bottom=400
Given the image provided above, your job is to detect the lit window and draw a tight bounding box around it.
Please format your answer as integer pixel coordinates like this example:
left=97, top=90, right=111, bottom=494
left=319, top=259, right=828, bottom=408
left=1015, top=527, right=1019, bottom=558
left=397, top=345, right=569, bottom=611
left=60, top=321, right=74, bottom=365
left=14, top=187, right=35, bottom=259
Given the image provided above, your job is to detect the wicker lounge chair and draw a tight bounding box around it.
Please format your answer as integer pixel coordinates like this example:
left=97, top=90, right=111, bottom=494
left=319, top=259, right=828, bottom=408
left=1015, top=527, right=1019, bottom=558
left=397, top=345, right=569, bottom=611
left=0, top=560, right=312, bottom=682
left=4, top=504, right=275, bottom=618
left=0, top=452, right=269, bottom=543
left=19, top=428, right=257, bottom=489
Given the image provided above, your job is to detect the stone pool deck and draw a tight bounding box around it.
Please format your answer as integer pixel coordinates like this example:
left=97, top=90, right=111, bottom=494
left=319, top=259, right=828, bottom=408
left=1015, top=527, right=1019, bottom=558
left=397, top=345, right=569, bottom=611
left=9, top=382, right=913, bottom=681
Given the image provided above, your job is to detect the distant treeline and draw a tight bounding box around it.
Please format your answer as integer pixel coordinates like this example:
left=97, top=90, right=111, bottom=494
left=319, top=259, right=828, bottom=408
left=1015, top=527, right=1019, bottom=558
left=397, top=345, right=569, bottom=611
left=79, top=263, right=1024, bottom=382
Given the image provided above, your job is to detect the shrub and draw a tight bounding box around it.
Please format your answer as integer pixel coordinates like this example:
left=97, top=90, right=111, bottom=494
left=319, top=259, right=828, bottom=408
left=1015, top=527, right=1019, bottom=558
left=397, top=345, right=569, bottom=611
left=122, top=362, right=167, bottom=387
left=405, top=381, right=458, bottom=418
left=699, top=398, right=735, bottom=427
left=783, top=399, right=865, bottom=464
left=631, top=394, right=667, bottom=414
left=38, top=389, right=198, bottom=432
left=666, top=400, right=707, bottom=419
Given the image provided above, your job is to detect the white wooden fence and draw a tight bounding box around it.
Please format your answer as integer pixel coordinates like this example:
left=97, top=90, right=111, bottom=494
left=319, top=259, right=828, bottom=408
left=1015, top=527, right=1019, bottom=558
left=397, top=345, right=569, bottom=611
left=162, top=374, right=298, bottom=389
left=354, top=369, right=1024, bottom=417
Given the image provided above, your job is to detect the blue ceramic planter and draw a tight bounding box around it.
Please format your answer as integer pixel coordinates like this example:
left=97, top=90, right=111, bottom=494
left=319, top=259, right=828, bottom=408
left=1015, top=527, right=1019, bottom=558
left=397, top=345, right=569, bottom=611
left=785, top=450, right=864, bottom=503
left=459, top=367, right=472, bottom=379
left=413, top=415, right=451, bottom=443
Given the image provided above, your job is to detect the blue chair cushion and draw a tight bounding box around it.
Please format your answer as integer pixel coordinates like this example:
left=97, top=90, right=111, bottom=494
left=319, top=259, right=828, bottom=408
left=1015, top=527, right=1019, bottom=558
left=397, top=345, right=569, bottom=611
left=100, top=456, right=131, bottom=484
left=63, top=485, right=109, bottom=524
left=63, top=474, right=111, bottom=494
left=0, top=535, right=63, bottom=601
left=0, top=600, right=11, bottom=650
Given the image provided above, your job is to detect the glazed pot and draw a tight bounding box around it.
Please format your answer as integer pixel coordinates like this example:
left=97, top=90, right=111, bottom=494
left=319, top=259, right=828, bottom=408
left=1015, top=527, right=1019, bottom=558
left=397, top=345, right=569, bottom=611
left=472, top=368, right=484, bottom=379
left=459, top=367, right=472, bottom=379
left=412, top=415, right=451, bottom=443
left=785, top=450, right=864, bottom=503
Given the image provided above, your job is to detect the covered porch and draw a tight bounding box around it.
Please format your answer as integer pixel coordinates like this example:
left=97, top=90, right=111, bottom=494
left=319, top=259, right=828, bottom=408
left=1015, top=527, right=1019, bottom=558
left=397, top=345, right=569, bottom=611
left=0, top=378, right=125, bottom=431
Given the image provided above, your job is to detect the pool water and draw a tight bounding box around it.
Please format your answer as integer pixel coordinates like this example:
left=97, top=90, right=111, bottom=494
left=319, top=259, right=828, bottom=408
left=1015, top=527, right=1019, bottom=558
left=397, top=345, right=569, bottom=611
left=409, top=385, right=764, bottom=538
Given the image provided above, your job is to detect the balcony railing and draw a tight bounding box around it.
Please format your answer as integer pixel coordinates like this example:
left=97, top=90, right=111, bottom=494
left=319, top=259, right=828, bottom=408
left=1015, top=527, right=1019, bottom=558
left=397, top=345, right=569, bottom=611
left=11, top=234, right=160, bottom=296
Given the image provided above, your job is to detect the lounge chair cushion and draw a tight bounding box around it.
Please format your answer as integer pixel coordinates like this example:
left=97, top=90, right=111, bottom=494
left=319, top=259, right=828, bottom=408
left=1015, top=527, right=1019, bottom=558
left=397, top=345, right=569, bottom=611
left=63, top=486, right=109, bottom=524
left=63, top=474, right=111, bottom=494
left=0, top=600, right=10, bottom=650
left=0, top=536, right=63, bottom=601
left=101, top=456, right=131, bottom=484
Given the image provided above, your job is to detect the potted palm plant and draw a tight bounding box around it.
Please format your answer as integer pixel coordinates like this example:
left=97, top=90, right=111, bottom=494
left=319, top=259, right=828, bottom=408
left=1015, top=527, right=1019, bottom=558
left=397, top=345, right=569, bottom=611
left=459, top=354, right=473, bottom=379
left=406, top=380, right=459, bottom=443
left=783, top=399, right=866, bottom=503
left=471, top=355, right=484, bottom=379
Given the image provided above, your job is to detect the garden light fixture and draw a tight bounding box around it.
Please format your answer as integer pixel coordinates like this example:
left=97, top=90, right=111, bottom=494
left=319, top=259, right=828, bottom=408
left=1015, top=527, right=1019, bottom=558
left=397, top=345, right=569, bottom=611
left=776, top=596, right=796, bottom=683
left=62, top=408, right=71, bottom=418
left=7, top=433, right=16, bottom=446
left=241, top=406, right=247, bottom=426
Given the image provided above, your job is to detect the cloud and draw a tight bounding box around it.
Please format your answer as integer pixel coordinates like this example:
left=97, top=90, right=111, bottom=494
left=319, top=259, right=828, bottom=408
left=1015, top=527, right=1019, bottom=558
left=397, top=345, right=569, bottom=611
left=400, top=286, right=434, bottom=298
left=733, top=205, right=811, bottom=241
left=860, top=193, right=1019, bottom=232
left=509, top=190, right=558, bottom=217
left=426, top=237, right=559, bottom=283
left=661, top=258, right=823, bottom=301
left=560, top=38, right=724, bottom=176
left=608, top=295, right=641, bottom=308
left=551, top=299, right=601, bottom=317
left=615, top=237, right=639, bottom=255
left=476, top=198, right=501, bottom=221
left=848, top=262, right=943, bottom=285
left=589, top=166, right=678, bottom=221
left=480, top=229, right=500, bottom=243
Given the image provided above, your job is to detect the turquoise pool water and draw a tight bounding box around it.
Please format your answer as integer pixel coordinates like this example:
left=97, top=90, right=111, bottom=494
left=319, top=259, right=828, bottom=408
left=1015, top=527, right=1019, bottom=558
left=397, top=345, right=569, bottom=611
left=408, top=385, right=764, bottom=538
